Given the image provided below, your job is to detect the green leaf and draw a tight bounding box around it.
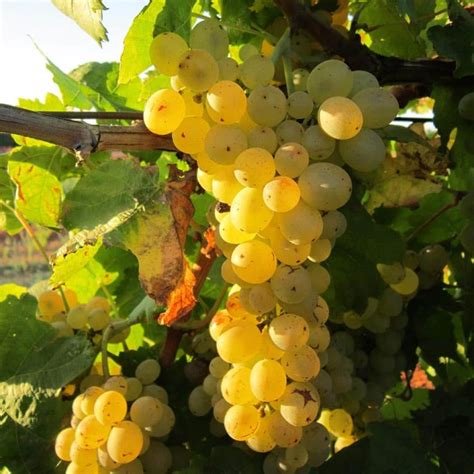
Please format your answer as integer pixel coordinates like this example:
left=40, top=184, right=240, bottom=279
left=0, top=295, right=95, bottom=473
left=0, top=159, right=22, bottom=235
left=0, top=284, right=27, bottom=302
left=153, top=0, right=196, bottom=40
left=358, top=0, right=426, bottom=59
left=7, top=147, right=64, bottom=227
left=221, top=0, right=254, bottom=42
left=51, top=0, right=108, bottom=44
left=428, top=1, right=474, bottom=78
left=118, top=0, right=165, bottom=85
left=396, top=0, right=437, bottom=32
left=381, top=387, right=431, bottom=420
left=62, top=160, right=156, bottom=230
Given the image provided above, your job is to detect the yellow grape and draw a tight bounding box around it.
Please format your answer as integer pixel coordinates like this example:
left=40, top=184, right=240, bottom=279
left=209, top=356, right=231, bottom=378
left=250, top=359, right=287, bottom=401
left=209, top=309, right=235, bottom=341
left=212, top=169, right=244, bottom=205
left=219, top=214, right=256, bottom=244
left=213, top=398, right=231, bottom=423
left=247, top=283, right=277, bottom=315
left=390, top=268, right=419, bottom=295
left=143, top=89, right=186, bottom=135
left=86, top=296, right=109, bottom=313
left=260, top=327, right=284, bottom=360
left=177, top=49, right=219, bottom=92
left=230, top=240, right=277, bottom=284
left=327, top=408, right=353, bottom=437
left=145, top=404, right=175, bottom=438
left=307, top=263, right=331, bottom=294
left=55, top=427, right=75, bottom=461
left=279, top=382, right=320, bottom=427
left=135, top=359, right=161, bottom=385
left=281, top=345, right=320, bottom=382
left=269, top=314, right=309, bottom=351
left=216, top=321, right=262, bottom=363
left=97, top=445, right=122, bottom=470
left=180, top=89, right=204, bottom=117
left=274, top=143, right=309, bottom=178
left=221, top=366, right=254, bottom=405
left=69, top=441, right=97, bottom=468
left=247, top=85, right=287, bottom=127
left=352, top=87, right=399, bottom=129
left=206, top=80, right=247, bottom=124
left=240, top=54, right=275, bottom=89
left=94, top=390, right=127, bottom=426
left=268, top=411, right=303, bottom=448
left=317, top=96, right=363, bottom=140
left=218, top=57, right=240, bottom=81
left=172, top=117, right=210, bottom=154
left=226, top=291, right=256, bottom=319
left=103, top=376, right=128, bottom=395
left=339, top=128, right=386, bottom=172
left=51, top=321, right=74, bottom=337
left=231, top=187, right=274, bottom=233
left=81, top=386, right=105, bottom=416
left=87, top=308, right=110, bottom=331
left=247, top=126, right=278, bottom=154
left=130, top=396, right=163, bottom=427
left=107, top=421, right=143, bottom=464
left=67, top=305, right=88, bottom=329
left=309, top=239, right=332, bottom=263
left=263, top=176, right=300, bottom=213
left=246, top=414, right=276, bottom=453
left=73, top=394, right=86, bottom=419
left=170, top=74, right=185, bottom=91
left=239, top=43, right=259, bottom=61
left=278, top=201, right=323, bottom=245
left=75, top=415, right=110, bottom=449
left=63, top=288, right=79, bottom=309
left=224, top=404, right=260, bottom=441
left=205, top=124, right=248, bottom=165
left=270, top=265, right=312, bottom=304
left=149, top=32, right=188, bottom=76
left=197, top=168, right=213, bottom=193
left=38, top=290, right=63, bottom=319
left=234, top=147, right=276, bottom=188
left=66, top=462, right=98, bottom=474
left=221, top=259, right=247, bottom=285
left=190, top=18, right=229, bottom=60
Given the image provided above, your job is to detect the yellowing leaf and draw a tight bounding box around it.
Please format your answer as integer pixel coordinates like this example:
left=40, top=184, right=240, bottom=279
left=0, top=284, right=27, bottom=303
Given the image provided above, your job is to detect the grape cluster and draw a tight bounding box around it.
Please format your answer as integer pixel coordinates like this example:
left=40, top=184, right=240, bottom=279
left=55, top=359, right=175, bottom=473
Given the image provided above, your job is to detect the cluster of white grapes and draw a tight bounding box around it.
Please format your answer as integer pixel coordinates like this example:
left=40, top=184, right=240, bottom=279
left=55, top=359, right=175, bottom=473
left=142, top=17, right=399, bottom=471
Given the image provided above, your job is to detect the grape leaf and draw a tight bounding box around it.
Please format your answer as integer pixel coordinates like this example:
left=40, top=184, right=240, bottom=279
left=51, top=0, right=108, bottom=45
left=153, top=0, right=196, bottom=41
left=0, top=295, right=95, bottom=474
left=118, top=0, right=165, bottom=85
left=0, top=158, right=22, bottom=235
left=0, top=284, right=27, bottom=302
left=428, top=1, right=474, bottom=78
left=396, top=0, right=437, bottom=32
left=358, top=0, right=426, bottom=59
left=221, top=0, right=254, bottom=42
left=62, top=160, right=156, bottom=230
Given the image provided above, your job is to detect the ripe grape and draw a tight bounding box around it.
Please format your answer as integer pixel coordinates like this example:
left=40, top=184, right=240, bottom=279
left=239, top=43, right=259, bottom=61
left=143, top=89, right=186, bottom=135
left=180, top=88, right=204, bottom=117
left=317, top=96, right=363, bottom=140
left=240, top=54, right=275, bottom=89
left=274, top=142, right=309, bottom=178
left=213, top=398, right=232, bottom=423
left=281, top=345, right=320, bottom=382
left=81, top=386, right=105, bottom=415
left=307, top=263, right=331, bottom=294
left=301, top=125, right=336, bottom=160
left=224, top=404, right=260, bottom=441
left=55, top=427, right=75, bottom=461
left=247, top=126, right=278, bottom=154
left=221, top=366, right=254, bottom=404
left=130, top=396, right=163, bottom=427
left=350, top=70, right=379, bottom=97
left=172, top=116, right=210, bottom=154
left=149, top=32, right=188, bottom=76
left=103, top=376, right=128, bottom=395
left=270, top=265, right=312, bottom=304
left=279, top=382, right=320, bottom=427
left=246, top=414, right=276, bottom=453
left=278, top=201, right=323, bottom=245
left=75, top=415, right=111, bottom=449
left=269, top=314, right=309, bottom=351
left=211, top=168, right=244, bottom=205
left=190, top=18, right=229, bottom=60
left=177, top=49, right=219, bottom=92
left=38, top=290, right=63, bottom=319
left=219, top=214, right=255, bottom=244
left=94, top=390, right=127, bottom=426
left=285, top=444, right=309, bottom=468
left=135, top=359, right=161, bottom=385
left=216, top=321, right=262, bottom=363
left=268, top=411, right=303, bottom=448
left=218, top=57, right=239, bottom=81
left=231, top=188, right=274, bottom=233
left=271, top=232, right=311, bottom=266
left=247, top=85, right=287, bottom=127
left=67, top=305, right=88, bottom=330
left=97, top=445, right=122, bottom=470
left=321, top=210, right=347, bottom=239
left=234, top=147, right=276, bottom=187
left=276, top=120, right=304, bottom=146
left=309, top=239, right=332, bottom=263
left=263, top=176, right=300, bottom=213
left=287, top=91, right=313, bottom=119
left=250, top=359, right=287, bottom=401
left=206, top=80, right=247, bottom=124
left=352, top=87, right=399, bottom=129
left=327, top=408, right=353, bottom=437
left=141, top=384, right=168, bottom=404
left=209, top=356, right=230, bottom=378
left=145, top=404, right=175, bottom=437
left=418, top=244, right=448, bottom=274
left=308, top=323, right=330, bottom=352
left=205, top=124, right=248, bottom=165
left=87, top=308, right=110, bottom=331
left=188, top=386, right=212, bottom=416
left=107, top=421, right=143, bottom=464
left=247, top=282, right=277, bottom=314
left=390, top=268, right=419, bottom=295
left=292, top=68, right=309, bottom=91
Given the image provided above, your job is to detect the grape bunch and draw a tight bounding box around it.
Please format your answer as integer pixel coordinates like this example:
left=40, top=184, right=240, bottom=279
left=55, top=359, right=175, bottom=473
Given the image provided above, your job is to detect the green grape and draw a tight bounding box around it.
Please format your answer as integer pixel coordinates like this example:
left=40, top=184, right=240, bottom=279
left=190, top=19, right=229, bottom=60
left=247, top=85, right=288, bottom=127
left=390, top=312, right=408, bottom=330
left=206, top=80, right=247, bottom=124
left=269, top=314, right=309, bottom=351
left=221, top=366, right=254, bottom=404
left=231, top=188, right=274, bottom=233
left=87, top=308, right=110, bottom=331
left=234, top=147, right=276, bottom=187
left=103, top=376, right=128, bottom=395
left=302, top=423, right=330, bottom=467
left=247, top=282, right=277, bottom=314
left=224, top=404, right=260, bottom=441
left=274, top=143, right=309, bottom=178
left=94, top=390, right=128, bottom=426
left=149, top=32, right=188, bottom=76
left=390, top=268, right=419, bottom=295
left=209, top=356, right=230, bottom=378
left=188, top=386, right=212, bottom=416
left=52, top=320, right=74, bottom=337
left=312, top=368, right=332, bottom=396
left=301, top=125, right=336, bottom=161
left=203, top=374, right=218, bottom=396
left=307, top=263, right=331, bottom=294
left=325, top=346, right=342, bottom=372
left=352, top=349, right=368, bottom=369
left=349, top=70, right=379, bottom=97
left=98, top=445, right=122, bottom=470
left=317, top=97, right=363, bottom=140
left=298, top=163, right=352, bottom=211
left=352, top=87, right=399, bottom=129
left=177, top=49, right=219, bottom=92
left=111, top=459, right=144, bottom=473
left=125, top=378, right=143, bottom=402
left=271, top=265, right=312, bottom=304
left=135, top=359, right=161, bottom=385
left=141, top=384, right=168, bottom=404
left=247, top=126, right=278, bottom=154
left=342, top=310, right=363, bottom=329
left=107, top=421, right=143, bottom=464
left=130, top=396, right=163, bottom=427
left=212, top=168, right=244, bottom=205
left=219, top=214, right=255, bottom=244
left=55, top=427, right=75, bottom=461
left=250, top=359, right=287, bottom=401
left=287, top=91, right=314, bottom=119
left=239, top=43, right=259, bottom=61
left=306, top=59, right=353, bottom=105
left=292, top=68, right=309, bottom=91
left=327, top=408, right=353, bottom=437
left=285, top=444, right=309, bottom=468
left=369, top=348, right=395, bottom=373
left=140, top=441, right=172, bottom=474
left=364, top=313, right=390, bottom=333
left=81, top=386, right=105, bottom=416
left=268, top=411, right=303, bottom=447
left=145, top=404, right=175, bottom=437
left=375, top=329, right=402, bottom=355
left=459, top=192, right=474, bottom=219
left=321, top=210, right=347, bottom=240
left=143, top=89, right=186, bottom=135
left=313, top=295, right=330, bottom=323
left=205, top=124, right=248, bottom=165
left=418, top=244, right=448, bottom=273
left=330, top=331, right=354, bottom=355
left=67, top=305, right=88, bottom=330
left=458, top=92, right=474, bottom=121
left=218, top=57, right=239, bottom=81
left=75, top=415, right=111, bottom=449
left=246, top=414, right=276, bottom=453
left=330, top=369, right=352, bottom=394
left=213, top=398, right=232, bottom=423
left=271, top=232, right=311, bottom=266
left=460, top=222, right=474, bottom=253
left=338, top=128, right=386, bottom=172
left=216, top=321, right=262, bottom=363
left=240, top=54, right=275, bottom=89
left=278, top=201, right=323, bottom=245
left=260, top=326, right=285, bottom=360
left=279, top=382, right=320, bottom=427
left=263, top=176, right=300, bottom=213
left=172, top=116, right=210, bottom=154
left=281, top=345, right=320, bottom=382
left=378, top=288, right=403, bottom=317
left=308, top=239, right=332, bottom=263
left=403, top=250, right=420, bottom=270
left=276, top=120, right=304, bottom=146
